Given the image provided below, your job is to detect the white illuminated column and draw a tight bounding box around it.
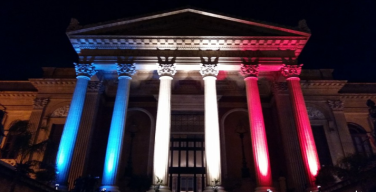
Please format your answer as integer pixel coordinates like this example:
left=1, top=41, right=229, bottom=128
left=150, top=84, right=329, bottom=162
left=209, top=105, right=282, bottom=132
left=200, top=63, right=223, bottom=192
left=101, top=63, right=136, bottom=192
left=240, top=64, right=273, bottom=192
left=56, top=63, right=96, bottom=191
left=151, top=63, right=176, bottom=192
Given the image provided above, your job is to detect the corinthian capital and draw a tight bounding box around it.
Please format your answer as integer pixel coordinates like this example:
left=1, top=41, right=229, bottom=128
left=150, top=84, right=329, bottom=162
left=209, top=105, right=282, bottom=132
left=200, top=57, right=219, bottom=77
left=280, top=64, right=303, bottom=78
left=240, top=57, right=259, bottom=77
left=33, top=98, right=49, bottom=109
left=328, top=100, right=344, bottom=111
left=240, top=64, right=259, bottom=77
left=117, top=63, right=136, bottom=77
left=74, top=63, right=97, bottom=77
left=157, top=56, right=176, bottom=77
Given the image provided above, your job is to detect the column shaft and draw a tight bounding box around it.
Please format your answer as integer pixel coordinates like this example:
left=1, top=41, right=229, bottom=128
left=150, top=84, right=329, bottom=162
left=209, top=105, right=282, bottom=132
left=287, top=77, right=320, bottom=189
left=56, top=76, right=90, bottom=188
left=273, top=85, right=307, bottom=191
left=244, top=77, right=272, bottom=188
left=203, top=76, right=221, bottom=187
left=69, top=83, right=102, bottom=190
left=102, top=76, right=132, bottom=191
left=153, top=76, right=173, bottom=189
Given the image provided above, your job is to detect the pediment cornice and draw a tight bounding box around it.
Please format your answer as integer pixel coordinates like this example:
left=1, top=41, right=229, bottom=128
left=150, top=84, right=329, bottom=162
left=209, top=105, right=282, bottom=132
left=67, top=8, right=310, bottom=37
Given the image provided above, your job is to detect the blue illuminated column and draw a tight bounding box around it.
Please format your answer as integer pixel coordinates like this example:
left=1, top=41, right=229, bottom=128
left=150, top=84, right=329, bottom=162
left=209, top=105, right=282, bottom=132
left=200, top=61, right=224, bottom=192
left=56, top=63, right=96, bottom=190
left=101, top=63, right=136, bottom=192
left=150, top=61, right=176, bottom=192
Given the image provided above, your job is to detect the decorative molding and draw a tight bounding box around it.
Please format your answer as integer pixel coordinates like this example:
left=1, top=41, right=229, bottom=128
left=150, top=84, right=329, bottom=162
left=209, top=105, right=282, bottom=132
left=327, top=100, right=344, bottom=111
left=29, top=79, right=76, bottom=86
left=117, top=63, right=136, bottom=77
left=74, top=63, right=97, bottom=77
left=33, top=98, right=49, bottom=109
left=280, top=64, right=303, bottom=78
left=340, top=94, right=376, bottom=99
left=0, top=92, right=36, bottom=97
left=70, top=36, right=308, bottom=56
left=87, top=81, right=104, bottom=92
left=50, top=105, right=70, bottom=118
left=307, top=106, right=325, bottom=120
left=300, top=81, right=347, bottom=89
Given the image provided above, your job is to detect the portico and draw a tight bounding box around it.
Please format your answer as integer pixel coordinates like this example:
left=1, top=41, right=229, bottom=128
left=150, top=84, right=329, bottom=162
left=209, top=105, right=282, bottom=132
left=54, top=8, right=322, bottom=192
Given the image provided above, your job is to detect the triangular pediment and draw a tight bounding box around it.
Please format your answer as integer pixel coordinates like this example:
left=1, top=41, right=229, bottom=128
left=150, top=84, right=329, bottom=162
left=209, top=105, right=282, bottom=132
left=68, top=9, right=310, bottom=37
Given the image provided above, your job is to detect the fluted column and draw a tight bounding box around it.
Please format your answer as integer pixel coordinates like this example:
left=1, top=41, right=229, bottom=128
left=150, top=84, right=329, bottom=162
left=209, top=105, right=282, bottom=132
left=56, top=63, right=96, bottom=191
left=150, top=59, right=176, bottom=192
left=272, top=82, right=307, bottom=191
left=200, top=58, right=223, bottom=192
left=281, top=64, right=320, bottom=191
left=68, top=81, right=103, bottom=190
left=239, top=64, right=273, bottom=191
left=101, top=64, right=136, bottom=192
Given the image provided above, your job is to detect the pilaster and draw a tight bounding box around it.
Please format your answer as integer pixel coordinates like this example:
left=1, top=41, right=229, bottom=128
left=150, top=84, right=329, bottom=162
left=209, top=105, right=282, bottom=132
left=327, top=100, right=355, bottom=155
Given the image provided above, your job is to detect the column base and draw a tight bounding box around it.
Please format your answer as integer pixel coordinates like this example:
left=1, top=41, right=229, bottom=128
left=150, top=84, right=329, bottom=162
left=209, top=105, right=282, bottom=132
left=203, top=186, right=226, bottom=192
left=255, top=186, right=276, bottom=192
left=100, top=185, right=120, bottom=192
left=56, top=185, right=68, bottom=192
left=305, top=187, right=318, bottom=192
left=147, top=185, right=171, bottom=192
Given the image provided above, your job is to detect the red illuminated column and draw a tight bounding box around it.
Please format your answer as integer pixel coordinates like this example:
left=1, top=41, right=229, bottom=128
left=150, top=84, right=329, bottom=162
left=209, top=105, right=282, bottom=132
left=240, top=64, right=273, bottom=191
left=281, top=64, right=320, bottom=190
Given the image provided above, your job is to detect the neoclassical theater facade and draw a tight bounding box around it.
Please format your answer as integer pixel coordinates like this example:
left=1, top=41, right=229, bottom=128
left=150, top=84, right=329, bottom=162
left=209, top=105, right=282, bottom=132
left=1, top=8, right=375, bottom=192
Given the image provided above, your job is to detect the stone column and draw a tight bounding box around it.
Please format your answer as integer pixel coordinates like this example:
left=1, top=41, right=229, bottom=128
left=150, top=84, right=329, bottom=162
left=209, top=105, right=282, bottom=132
left=150, top=59, right=176, bottom=192
left=56, top=63, right=96, bottom=191
left=239, top=64, right=273, bottom=191
left=280, top=64, right=320, bottom=191
left=272, top=82, right=307, bottom=191
left=68, top=81, right=103, bottom=190
left=200, top=58, right=223, bottom=192
left=327, top=100, right=355, bottom=155
left=101, top=64, right=136, bottom=192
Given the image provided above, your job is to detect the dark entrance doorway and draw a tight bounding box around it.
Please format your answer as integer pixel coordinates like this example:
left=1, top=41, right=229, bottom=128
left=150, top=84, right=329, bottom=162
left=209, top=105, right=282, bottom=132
left=168, top=134, right=206, bottom=192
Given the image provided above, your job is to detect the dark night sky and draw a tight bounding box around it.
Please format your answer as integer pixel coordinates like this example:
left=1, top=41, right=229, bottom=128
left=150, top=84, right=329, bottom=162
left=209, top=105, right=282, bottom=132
left=1, top=0, right=375, bottom=82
